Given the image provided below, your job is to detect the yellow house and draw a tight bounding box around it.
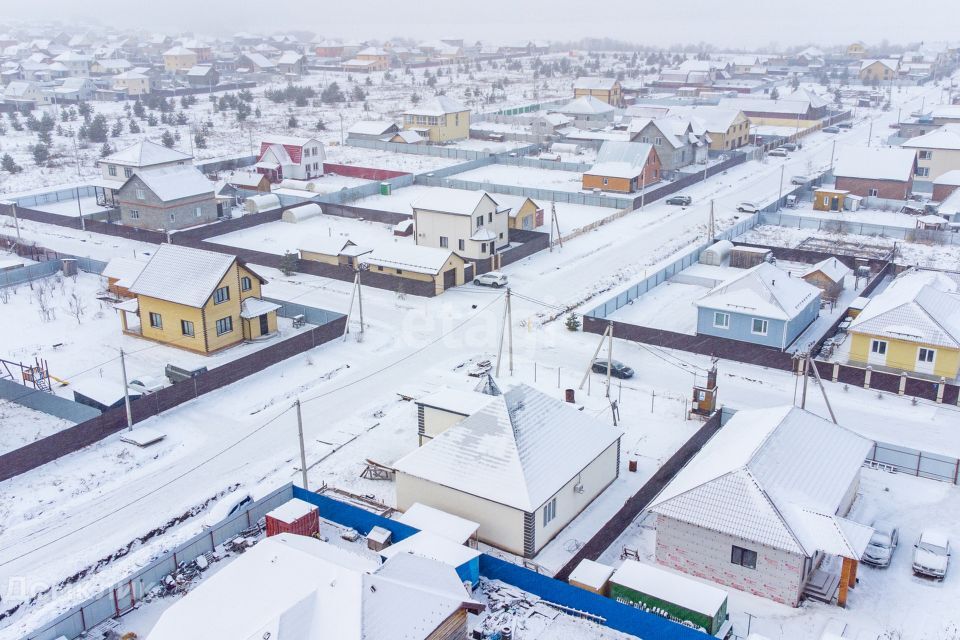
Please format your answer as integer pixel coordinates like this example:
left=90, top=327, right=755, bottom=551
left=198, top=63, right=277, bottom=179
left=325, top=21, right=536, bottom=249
left=116, top=244, right=279, bottom=355
left=848, top=269, right=960, bottom=380
left=902, top=124, right=960, bottom=182
left=360, top=244, right=466, bottom=295
left=112, top=70, right=151, bottom=96
left=859, top=59, right=898, bottom=83
left=402, top=96, right=470, bottom=142
left=162, top=45, right=198, bottom=72
left=573, top=77, right=623, bottom=107
left=695, top=109, right=751, bottom=151
left=847, top=42, right=868, bottom=58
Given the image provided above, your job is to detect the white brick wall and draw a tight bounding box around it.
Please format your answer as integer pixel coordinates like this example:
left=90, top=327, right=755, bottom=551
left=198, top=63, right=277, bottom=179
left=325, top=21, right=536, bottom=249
left=655, top=515, right=806, bottom=607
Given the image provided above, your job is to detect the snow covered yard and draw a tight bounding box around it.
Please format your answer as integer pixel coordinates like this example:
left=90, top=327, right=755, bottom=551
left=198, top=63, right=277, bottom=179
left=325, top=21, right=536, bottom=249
left=0, top=216, right=160, bottom=262
left=24, top=196, right=112, bottom=219
left=608, top=281, right=706, bottom=334
left=0, top=401, right=73, bottom=456
left=209, top=214, right=409, bottom=256
left=452, top=164, right=589, bottom=193
left=326, top=144, right=464, bottom=174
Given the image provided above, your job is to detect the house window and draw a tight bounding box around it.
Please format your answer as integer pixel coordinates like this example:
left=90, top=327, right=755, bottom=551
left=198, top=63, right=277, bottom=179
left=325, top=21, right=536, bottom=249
left=169, top=212, right=176, bottom=223
left=124, top=167, right=133, bottom=178
left=916, top=167, right=930, bottom=177
left=499, top=232, right=504, bottom=239
left=731, top=545, right=757, bottom=569
left=543, top=497, right=557, bottom=526
left=751, top=318, right=769, bottom=335
left=181, top=319, right=194, bottom=336
left=195, top=206, right=203, bottom=218
left=871, top=339, right=887, bottom=355
left=458, top=239, right=465, bottom=251
left=215, top=316, right=233, bottom=335
left=603, top=177, right=609, bottom=185
left=377, top=265, right=383, bottom=271
left=304, top=148, right=310, bottom=158
left=129, top=209, right=140, bottom=219
left=488, top=212, right=493, bottom=223
left=654, top=137, right=663, bottom=146
left=241, top=276, right=252, bottom=291
left=149, top=312, right=162, bottom=328
left=918, top=150, right=932, bottom=160
left=919, top=347, right=936, bottom=363
left=713, top=312, right=730, bottom=328
left=476, top=215, right=484, bottom=227
left=481, top=242, right=487, bottom=253
left=108, top=165, right=117, bottom=176
left=135, top=188, right=146, bottom=200
left=868, top=188, right=879, bottom=197
left=396, top=269, right=403, bottom=275
left=214, top=286, right=230, bottom=304
left=440, top=236, right=449, bottom=248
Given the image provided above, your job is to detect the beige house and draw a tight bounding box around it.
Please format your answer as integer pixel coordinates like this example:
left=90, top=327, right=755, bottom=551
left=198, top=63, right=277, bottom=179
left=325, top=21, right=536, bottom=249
left=402, top=96, right=470, bottom=142
left=99, top=140, right=193, bottom=184
left=859, top=59, right=899, bottom=83
left=412, top=189, right=509, bottom=261
left=394, top=382, right=623, bottom=557
left=111, top=70, right=151, bottom=96
left=573, top=77, right=623, bottom=107
left=692, top=108, right=751, bottom=151
left=902, top=124, right=960, bottom=183
left=162, top=45, right=197, bottom=72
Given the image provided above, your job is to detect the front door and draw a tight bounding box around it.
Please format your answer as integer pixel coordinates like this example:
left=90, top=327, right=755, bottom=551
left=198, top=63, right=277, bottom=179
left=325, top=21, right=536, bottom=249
left=259, top=314, right=269, bottom=335
left=831, top=197, right=840, bottom=211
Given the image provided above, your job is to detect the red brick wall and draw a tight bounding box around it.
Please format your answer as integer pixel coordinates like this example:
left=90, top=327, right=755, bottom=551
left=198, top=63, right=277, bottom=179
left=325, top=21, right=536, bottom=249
left=933, top=183, right=959, bottom=201
left=322, top=163, right=410, bottom=180
left=835, top=176, right=912, bottom=199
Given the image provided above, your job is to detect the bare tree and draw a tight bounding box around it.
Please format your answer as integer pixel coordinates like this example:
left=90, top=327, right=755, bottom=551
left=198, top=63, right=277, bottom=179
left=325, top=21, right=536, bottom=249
left=0, top=286, right=10, bottom=304
left=33, top=280, right=54, bottom=322
left=67, top=290, right=87, bottom=325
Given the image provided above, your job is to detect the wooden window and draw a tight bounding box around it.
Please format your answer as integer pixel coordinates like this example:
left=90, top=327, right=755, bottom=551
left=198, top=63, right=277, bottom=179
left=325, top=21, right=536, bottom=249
left=214, top=286, right=230, bottom=304
left=731, top=545, right=757, bottom=569
left=135, top=188, right=146, bottom=200
left=215, top=316, right=233, bottom=335
left=149, top=312, right=162, bottom=328
left=476, top=215, right=484, bottom=227
left=129, top=209, right=140, bottom=219
left=241, top=276, right=252, bottom=291
left=108, top=165, right=117, bottom=176
left=123, top=167, right=133, bottom=178
left=181, top=319, right=194, bottom=336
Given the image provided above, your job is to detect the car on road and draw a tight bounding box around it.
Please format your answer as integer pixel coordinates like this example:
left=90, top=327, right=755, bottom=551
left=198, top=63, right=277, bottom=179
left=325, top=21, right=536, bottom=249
left=767, top=148, right=789, bottom=157
left=862, top=521, right=899, bottom=568
left=474, top=271, right=508, bottom=288
left=912, top=529, right=950, bottom=580
left=591, top=359, right=635, bottom=379
left=838, top=122, right=853, bottom=129
left=791, top=175, right=816, bottom=185
left=736, top=201, right=761, bottom=213
left=666, top=195, right=692, bottom=206
left=823, top=126, right=841, bottom=133
left=781, top=142, right=800, bottom=151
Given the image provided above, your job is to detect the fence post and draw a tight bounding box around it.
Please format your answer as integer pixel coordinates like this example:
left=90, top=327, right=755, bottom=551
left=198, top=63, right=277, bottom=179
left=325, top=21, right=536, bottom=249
left=898, top=373, right=906, bottom=396
left=832, top=362, right=839, bottom=382
left=937, top=377, right=946, bottom=404
left=864, top=366, right=872, bottom=390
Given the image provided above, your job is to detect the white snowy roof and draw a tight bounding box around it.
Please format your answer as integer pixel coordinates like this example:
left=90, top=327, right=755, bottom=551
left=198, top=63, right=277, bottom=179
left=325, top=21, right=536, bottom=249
left=394, top=383, right=623, bottom=512
left=558, top=95, right=615, bottom=116
left=261, top=134, right=321, bottom=148
left=412, top=188, right=496, bottom=216
left=387, top=130, right=424, bottom=144
left=300, top=237, right=358, bottom=256
left=573, top=76, right=619, bottom=91
left=240, top=297, right=281, bottom=319
left=611, top=561, right=727, bottom=616
left=148, top=533, right=480, bottom=640
left=934, top=169, right=960, bottom=187
left=348, top=120, right=398, bottom=136
left=569, top=559, right=615, bottom=590
left=650, top=406, right=873, bottom=557
left=414, top=388, right=494, bottom=416
left=848, top=268, right=960, bottom=348
left=361, top=244, right=457, bottom=276
left=802, top=258, right=851, bottom=284
left=266, top=498, right=317, bottom=524
left=902, top=124, right=960, bottom=151
left=379, top=531, right=481, bottom=568
left=185, top=64, right=215, bottom=77
left=470, top=228, right=497, bottom=241
left=102, top=256, right=146, bottom=287
left=131, top=165, right=213, bottom=202
left=397, top=503, right=479, bottom=543
left=717, top=97, right=813, bottom=116
left=403, top=95, right=468, bottom=116
left=226, top=171, right=266, bottom=187
left=834, top=146, right=917, bottom=182
left=105, top=140, right=192, bottom=168
left=860, top=58, right=899, bottom=73
left=276, top=51, right=304, bottom=65
left=695, top=262, right=819, bottom=321
left=130, top=244, right=244, bottom=307
left=243, top=52, right=276, bottom=68
left=163, top=45, right=195, bottom=56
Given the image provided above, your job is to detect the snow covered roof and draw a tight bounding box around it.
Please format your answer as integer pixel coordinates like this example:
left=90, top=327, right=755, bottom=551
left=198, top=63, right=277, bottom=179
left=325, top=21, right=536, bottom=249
left=102, top=256, right=146, bottom=287
left=394, top=383, right=623, bottom=512
left=105, top=140, right=192, bottom=167
left=834, top=146, right=917, bottom=182
left=569, top=559, right=615, bottom=590
left=650, top=406, right=873, bottom=557
left=243, top=52, right=276, bottom=68
left=573, top=76, right=619, bottom=90
left=225, top=171, right=266, bottom=187
left=934, top=169, right=960, bottom=187
left=240, top=297, right=281, bottom=319
left=185, top=64, right=215, bottom=77
left=860, top=58, right=899, bottom=73
left=276, top=51, right=304, bottom=65
left=129, top=244, right=243, bottom=307
left=266, top=498, right=316, bottom=524
left=162, top=45, right=195, bottom=56
left=130, top=165, right=213, bottom=202
left=379, top=531, right=481, bottom=568
left=902, top=124, right=960, bottom=151
left=585, top=141, right=655, bottom=180
left=848, top=268, right=960, bottom=348
left=558, top=95, right=616, bottom=116
left=386, top=130, right=424, bottom=144
left=802, top=258, right=851, bottom=284
left=148, top=533, right=481, bottom=640
left=349, top=120, right=399, bottom=136
left=695, top=261, right=819, bottom=321
left=404, top=95, right=468, bottom=116
left=3, top=80, right=36, bottom=98
left=261, top=134, right=321, bottom=148
left=611, top=561, right=727, bottom=616
left=717, top=97, right=813, bottom=116
left=412, top=188, right=497, bottom=216
left=299, top=237, right=359, bottom=256
left=397, top=503, right=479, bottom=543
left=361, top=244, right=457, bottom=276
left=415, top=388, right=494, bottom=416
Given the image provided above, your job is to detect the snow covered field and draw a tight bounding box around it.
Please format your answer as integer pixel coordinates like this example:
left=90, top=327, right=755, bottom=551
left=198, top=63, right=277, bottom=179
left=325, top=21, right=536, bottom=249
left=452, top=163, right=589, bottom=192
left=209, top=214, right=409, bottom=256
left=608, top=281, right=705, bottom=334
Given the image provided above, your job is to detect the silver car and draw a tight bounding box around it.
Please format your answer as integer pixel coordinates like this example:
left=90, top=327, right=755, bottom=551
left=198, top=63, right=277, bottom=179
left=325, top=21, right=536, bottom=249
left=862, top=521, right=898, bottom=568
left=912, top=529, right=950, bottom=580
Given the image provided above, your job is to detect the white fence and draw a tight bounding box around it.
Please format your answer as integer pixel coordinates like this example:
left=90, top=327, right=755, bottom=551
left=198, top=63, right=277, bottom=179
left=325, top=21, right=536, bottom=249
left=757, top=211, right=960, bottom=245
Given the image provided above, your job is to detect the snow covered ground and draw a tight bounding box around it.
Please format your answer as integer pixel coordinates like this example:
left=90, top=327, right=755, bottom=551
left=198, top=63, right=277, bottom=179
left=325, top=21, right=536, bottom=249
left=0, top=401, right=73, bottom=456
left=452, top=163, right=589, bottom=192
left=770, top=203, right=940, bottom=229
left=26, top=196, right=111, bottom=219
left=209, top=215, right=409, bottom=256
left=608, top=281, right=705, bottom=334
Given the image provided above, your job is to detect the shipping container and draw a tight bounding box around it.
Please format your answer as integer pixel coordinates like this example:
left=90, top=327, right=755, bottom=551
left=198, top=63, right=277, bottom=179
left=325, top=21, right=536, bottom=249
left=265, top=498, right=320, bottom=538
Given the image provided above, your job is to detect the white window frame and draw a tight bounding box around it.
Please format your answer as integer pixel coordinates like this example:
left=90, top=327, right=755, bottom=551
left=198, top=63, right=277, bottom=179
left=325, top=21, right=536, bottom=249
left=918, top=347, right=936, bottom=363
left=215, top=316, right=233, bottom=336
left=195, top=206, right=203, bottom=218
left=241, top=276, right=252, bottom=292
left=543, top=497, right=557, bottom=527
left=751, top=318, right=769, bottom=336
left=439, top=236, right=448, bottom=248
left=181, top=319, right=194, bottom=337
left=135, top=188, right=146, bottom=200
left=868, top=188, right=879, bottom=197
left=108, top=165, right=117, bottom=176
left=916, top=167, right=930, bottom=177
left=713, top=312, right=730, bottom=329
left=168, top=212, right=176, bottom=223
left=918, top=150, right=932, bottom=160
left=123, top=167, right=133, bottom=178
left=871, top=339, right=888, bottom=355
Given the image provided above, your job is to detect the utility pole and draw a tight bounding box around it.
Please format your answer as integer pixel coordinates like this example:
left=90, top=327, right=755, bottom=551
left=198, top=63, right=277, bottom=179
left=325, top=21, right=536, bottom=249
left=867, top=119, right=873, bottom=147
left=495, top=288, right=509, bottom=377
left=506, top=288, right=513, bottom=376
left=829, top=139, right=837, bottom=174
left=708, top=199, right=716, bottom=242
left=5, top=201, right=21, bottom=243
left=75, top=187, right=85, bottom=232
left=807, top=354, right=838, bottom=424
left=294, top=398, right=309, bottom=490
left=579, top=323, right=612, bottom=390
left=120, top=348, right=133, bottom=431
left=356, top=266, right=366, bottom=336
left=776, top=165, right=785, bottom=211
left=800, top=354, right=810, bottom=409
left=639, top=170, right=646, bottom=210
left=605, top=319, right=613, bottom=398
left=548, top=202, right=563, bottom=251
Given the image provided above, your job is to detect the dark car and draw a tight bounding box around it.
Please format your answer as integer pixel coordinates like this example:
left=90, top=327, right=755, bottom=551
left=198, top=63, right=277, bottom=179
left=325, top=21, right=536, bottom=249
left=838, top=122, right=853, bottom=129
left=666, top=195, right=692, bottom=206
left=823, top=126, right=840, bottom=133
left=781, top=142, right=799, bottom=151
left=592, top=359, right=635, bottom=379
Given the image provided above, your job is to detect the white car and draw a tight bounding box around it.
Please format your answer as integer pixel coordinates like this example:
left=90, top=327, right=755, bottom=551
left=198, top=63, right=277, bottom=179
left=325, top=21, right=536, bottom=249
left=474, top=271, right=508, bottom=288
left=912, top=529, right=950, bottom=580
left=736, top=202, right=761, bottom=213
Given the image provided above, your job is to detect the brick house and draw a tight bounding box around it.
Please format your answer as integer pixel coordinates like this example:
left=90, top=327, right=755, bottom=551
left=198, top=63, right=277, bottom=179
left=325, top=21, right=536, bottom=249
left=833, top=146, right=917, bottom=199
left=115, top=165, right=217, bottom=231
left=583, top=141, right=661, bottom=193
left=650, top=406, right=873, bottom=608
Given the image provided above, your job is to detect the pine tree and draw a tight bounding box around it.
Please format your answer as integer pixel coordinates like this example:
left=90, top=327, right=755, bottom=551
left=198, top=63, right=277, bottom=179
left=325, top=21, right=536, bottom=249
left=38, top=130, right=52, bottom=145
left=133, top=99, right=145, bottom=118
left=287, top=115, right=298, bottom=129
left=321, top=82, right=344, bottom=104
left=565, top=313, right=581, bottom=332
left=161, top=129, right=175, bottom=148
left=129, top=119, right=141, bottom=133
left=112, top=119, right=124, bottom=137
left=279, top=251, right=299, bottom=276
left=100, top=142, right=113, bottom=157
left=87, top=114, right=109, bottom=142
left=1, top=153, right=22, bottom=174
left=194, top=131, right=207, bottom=149
left=31, top=143, right=49, bottom=166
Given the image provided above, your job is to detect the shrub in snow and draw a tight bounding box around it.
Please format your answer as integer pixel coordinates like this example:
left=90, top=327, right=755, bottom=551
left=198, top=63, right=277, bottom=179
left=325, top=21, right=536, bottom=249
left=565, top=313, right=581, bottom=332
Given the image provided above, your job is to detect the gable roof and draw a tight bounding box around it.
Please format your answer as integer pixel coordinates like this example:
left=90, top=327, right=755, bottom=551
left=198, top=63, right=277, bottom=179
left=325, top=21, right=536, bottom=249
left=348, top=120, right=399, bottom=136
left=902, top=124, right=960, bottom=151
left=162, top=45, right=195, bottom=57
left=695, top=261, right=820, bottom=321
left=833, top=146, right=917, bottom=182
left=105, top=140, right=192, bottom=167
left=394, top=383, right=623, bottom=512
left=848, top=268, right=960, bottom=348
left=934, top=169, right=960, bottom=187
left=802, top=258, right=852, bottom=284
left=412, top=188, right=498, bottom=216
left=361, top=244, right=457, bottom=275
left=573, top=76, right=619, bottom=91
left=129, top=244, right=242, bottom=307
left=860, top=58, right=899, bottom=73
left=558, top=95, right=615, bottom=116
left=650, top=406, right=873, bottom=558
left=585, top=141, right=655, bottom=180
left=403, top=95, right=467, bottom=117
left=128, top=165, right=213, bottom=202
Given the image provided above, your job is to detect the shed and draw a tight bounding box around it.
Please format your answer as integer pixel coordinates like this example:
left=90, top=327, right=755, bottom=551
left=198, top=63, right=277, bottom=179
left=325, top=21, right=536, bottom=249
left=243, top=193, right=281, bottom=214
left=700, top=239, right=733, bottom=266
left=729, top=246, right=772, bottom=269
left=70, top=378, right=141, bottom=412
left=379, top=531, right=482, bottom=588
left=397, top=502, right=480, bottom=547
left=265, top=498, right=319, bottom=538
left=393, top=219, right=414, bottom=237
left=802, top=258, right=852, bottom=301
left=813, top=187, right=849, bottom=212
left=366, top=526, right=393, bottom=552
left=569, top=559, right=615, bottom=596
left=609, top=561, right=729, bottom=636
left=281, top=202, right=323, bottom=223
left=847, top=296, right=870, bottom=318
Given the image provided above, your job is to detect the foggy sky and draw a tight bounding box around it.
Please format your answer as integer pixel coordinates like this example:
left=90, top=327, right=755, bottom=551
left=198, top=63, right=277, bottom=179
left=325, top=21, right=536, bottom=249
left=5, top=0, right=956, bottom=49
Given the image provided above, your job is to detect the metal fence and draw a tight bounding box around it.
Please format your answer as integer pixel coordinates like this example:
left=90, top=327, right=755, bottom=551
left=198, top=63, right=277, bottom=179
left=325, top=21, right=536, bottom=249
left=7, top=185, right=98, bottom=208
left=757, top=211, right=960, bottom=245
left=0, top=378, right=101, bottom=423
left=866, top=441, right=960, bottom=484
left=416, top=175, right=633, bottom=209
left=346, top=138, right=538, bottom=161
left=0, top=260, right=63, bottom=287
